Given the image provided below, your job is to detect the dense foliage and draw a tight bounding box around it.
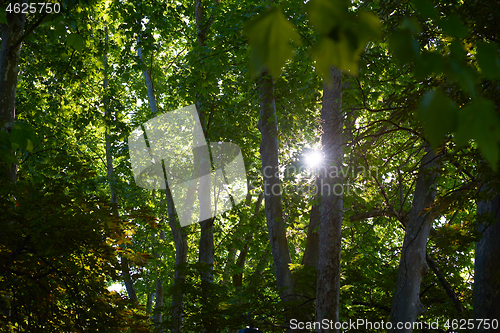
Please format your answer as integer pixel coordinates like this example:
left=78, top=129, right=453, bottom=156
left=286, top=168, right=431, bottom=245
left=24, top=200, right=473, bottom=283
left=1, top=0, right=499, bottom=332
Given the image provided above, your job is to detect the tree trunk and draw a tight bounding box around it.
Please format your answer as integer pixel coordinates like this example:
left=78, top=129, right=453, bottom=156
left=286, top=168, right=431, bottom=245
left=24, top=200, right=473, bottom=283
left=103, top=27, right=138, bottom=302
left=302, top=177, right=321, bottom=269
left=166, top=185, right=188, bottom=333
left=153, top=230, right=166, bottom=332
left=233, top=192, right=264, bottom=287
left=194, top=2, right=217, bottom=331
left=315, top=66, right=343, bottom=332
left=474, top=191, right=500, bottom=332
left=258, top=70, right=294, bottom=299
left=0, top=1, right=26, bottom=182
left=137, top=33, right=188, bottom=332
left=389, top=147, right=439, bottom=332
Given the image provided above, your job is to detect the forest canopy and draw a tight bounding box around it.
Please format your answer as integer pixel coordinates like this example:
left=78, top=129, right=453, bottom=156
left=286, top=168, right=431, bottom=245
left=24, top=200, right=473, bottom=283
left=1, top=0, right=499, bottom=332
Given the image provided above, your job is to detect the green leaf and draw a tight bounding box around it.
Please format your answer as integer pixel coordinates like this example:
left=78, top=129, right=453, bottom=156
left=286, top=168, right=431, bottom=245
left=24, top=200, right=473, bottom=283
left=243, top=7, right=301, bottom=78
left=400, top=17, right=421, bottom=36
left=415, top=51, right=444, bottom=79
left=0, top=7, right=7, bottom=25
left=0, top=131, right=16, bottom=166
left=313, top=35, right=359, bottom=76
left=355, top=11, right=382, bottom=46
left=306, top=0, right=380, bottom=76
left=437, top=14, right=468, bottom=38
left=456, top=98, right=500, bottom=168
left=10, top=122, right=39, bottom=152
left=389, top=30, right=419, bottom=65
left=417, top=90, right=458, bottom=147
left=412, top=0, right=438, bottom=19
left=0, top=147, right=17, bottom=166
left=476, top=42, right=500, bottom=79
left=305, top=0, right=349, bottom=35
left=0, top=130, right=10, bottom=148
left=67, top=33, right=85, bottom=52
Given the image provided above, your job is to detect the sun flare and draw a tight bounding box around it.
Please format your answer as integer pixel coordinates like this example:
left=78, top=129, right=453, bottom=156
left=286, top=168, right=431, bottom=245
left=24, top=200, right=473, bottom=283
left=305, top=150, right=323, bottom=168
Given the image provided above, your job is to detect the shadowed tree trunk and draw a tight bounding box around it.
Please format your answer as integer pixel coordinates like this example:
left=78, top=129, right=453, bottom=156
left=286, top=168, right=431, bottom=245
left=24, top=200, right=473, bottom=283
left=474, top=190, right=500, bottom=332
left=152, top=230, right=166, bottom=331
left=166, top=185, right=189, bottom=333
left=194, top=0, right=215, bottom=283
left=194, top=1, right=218, bottom=331
left=315, top=66, right=343, bottom=332
left=302, top=177, right=321, bottom=269
left=0, top=1, right=26, bottom=183
left=389, top=147, right=439, bottom=332
left=258, top=70, right=294, bottom=301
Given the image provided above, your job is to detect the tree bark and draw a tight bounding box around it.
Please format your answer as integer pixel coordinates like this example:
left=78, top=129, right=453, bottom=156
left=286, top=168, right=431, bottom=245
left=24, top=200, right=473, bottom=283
left=258, top=70, right=294, bottom=299
left=474, top=191, right=500, bottom=332
left=0, top=1, right=26, bottom=182
left=315, top=66, right=343, bottom=332
left=194, top=2, right=217, bottom=332
left=389, top=147, right=439, bottom=332
left=302, top=177, right=321, bottom=269
left=152, top=230, right=166, bottom=332
left=166, top=185, right=189, bottom=333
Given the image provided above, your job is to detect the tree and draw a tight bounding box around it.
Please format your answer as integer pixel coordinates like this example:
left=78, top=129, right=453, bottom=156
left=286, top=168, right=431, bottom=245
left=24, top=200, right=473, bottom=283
left=0, top=0, right=26, bottom=182
left=2, top=0, right=500, bottom=331
left=314, top=66, right=343, bottom=332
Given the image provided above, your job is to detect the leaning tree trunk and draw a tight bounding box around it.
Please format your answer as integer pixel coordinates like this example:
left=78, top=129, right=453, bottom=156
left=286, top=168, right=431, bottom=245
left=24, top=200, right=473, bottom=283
left=0, top=1, right=26, bottom=182
left=314, top=66, right=343, bottom=333
left=389, top=147, right=439, bottom=332
left=258, top=70, right=294, bottom=300
left=474, top=190, right=500, bottom=332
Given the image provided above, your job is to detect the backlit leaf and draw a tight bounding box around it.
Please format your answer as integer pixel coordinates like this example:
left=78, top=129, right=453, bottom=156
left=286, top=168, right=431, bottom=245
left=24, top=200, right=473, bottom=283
left=437, top=14, right=468, bottom=38
left=305, top=0, right=349, bottom=35
left=10, top=122, right=39, bottom=152
left=243, top=7, right=301, bottom=78
left=67, top=33, right=85, bottom=52
left=476, top=42, right=500, bottom=79
left=413, top=0, right=438, bottom=19
left=417, top=90, right=458, bottom=147
left=456, top=98, right=500, bottom=168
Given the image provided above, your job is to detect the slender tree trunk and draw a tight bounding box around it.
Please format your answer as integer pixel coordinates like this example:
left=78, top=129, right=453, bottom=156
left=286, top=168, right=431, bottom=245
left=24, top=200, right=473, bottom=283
left=194, top=2, right=218, bottom=331
left=302, top=177, right=321, bottom=269
left=146, top=294, right=154, bottom=314
left=315, top=66, right=343, bottom=332
left=166, top=185, right=188, bottom=333
left=153, top=230, right=166, bottom=332
left=137, top=32, right=188, bottom=332
left=232, top=192, right=264, bottom=287
left=474, top=191, right=500, bottom=332
left=389, top=147, right=439, bottom=332
left=258, top=70, right=294, bottom=299
left=102, top=27, right=138, bottom=303
left=0, top=1, right=26, bottom=182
